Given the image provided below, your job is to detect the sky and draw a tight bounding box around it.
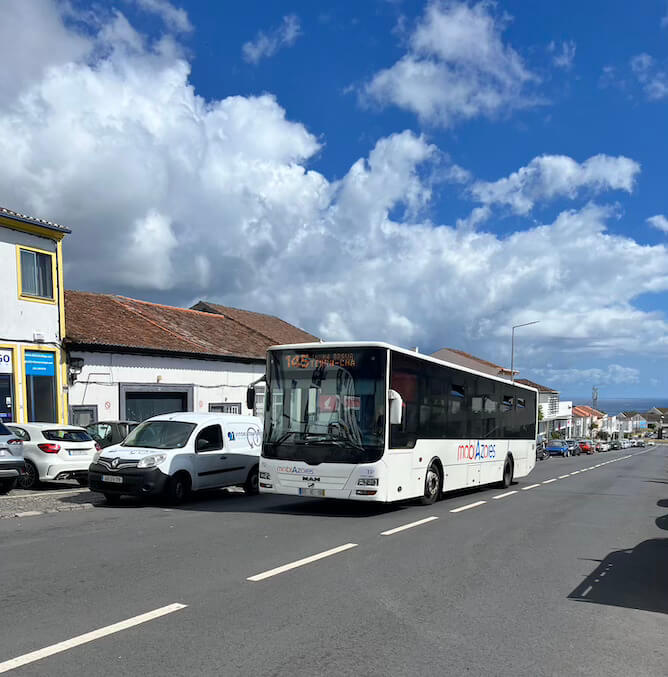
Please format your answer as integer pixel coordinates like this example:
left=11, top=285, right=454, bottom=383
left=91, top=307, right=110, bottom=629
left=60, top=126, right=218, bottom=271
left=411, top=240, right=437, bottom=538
left=0, top=0, right=667, bottom=398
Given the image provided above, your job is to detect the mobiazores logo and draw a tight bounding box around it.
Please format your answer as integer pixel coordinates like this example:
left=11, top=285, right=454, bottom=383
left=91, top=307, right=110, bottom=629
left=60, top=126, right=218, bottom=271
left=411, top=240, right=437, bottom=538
left=457, top=441, right=496, bottom=461
left=227, top=432, right=236, bottom=441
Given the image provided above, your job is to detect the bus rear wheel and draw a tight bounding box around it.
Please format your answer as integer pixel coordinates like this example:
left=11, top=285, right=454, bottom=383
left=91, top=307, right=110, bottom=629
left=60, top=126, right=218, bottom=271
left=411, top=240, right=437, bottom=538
left=420, top=462, right=442, bottom=505
left=500, top=458, right=514, bottom=488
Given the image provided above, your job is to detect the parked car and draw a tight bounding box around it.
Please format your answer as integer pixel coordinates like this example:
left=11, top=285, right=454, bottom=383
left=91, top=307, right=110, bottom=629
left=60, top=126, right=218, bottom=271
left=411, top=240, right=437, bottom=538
left=546, top=440, right=570, bottom=457
left=88, top=412, right=263, bottom=504
left=635, top=439, right=645, bottom=447
left=621, top=439, right=631, bottom=449
left=566, top=439, right=581, bottom=456
left=0, top=423, right=24, bottom=494
left=610, top=440, right=622, bottom=450
left=86, top=420, right=138, bottom=449
left=7, top=423, right=99, bottom=489
left=596, top=441, right=610, bottom=452
left=578, top=440, right=594, bottom=455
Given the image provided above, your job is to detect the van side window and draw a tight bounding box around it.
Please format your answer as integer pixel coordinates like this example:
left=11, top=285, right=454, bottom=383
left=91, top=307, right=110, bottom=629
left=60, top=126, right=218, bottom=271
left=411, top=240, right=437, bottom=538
left=195, top=425, right=223, bottom=452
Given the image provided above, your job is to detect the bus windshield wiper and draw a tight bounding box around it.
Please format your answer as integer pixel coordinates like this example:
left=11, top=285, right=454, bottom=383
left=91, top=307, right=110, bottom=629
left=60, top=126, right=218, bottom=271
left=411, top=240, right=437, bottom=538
left=307, top=438, right=366, bottom=454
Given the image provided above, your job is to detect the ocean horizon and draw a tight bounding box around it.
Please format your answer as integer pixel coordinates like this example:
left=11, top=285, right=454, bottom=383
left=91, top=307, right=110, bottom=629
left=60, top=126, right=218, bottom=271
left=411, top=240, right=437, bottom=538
left=562, top=397, right=668, bottom=416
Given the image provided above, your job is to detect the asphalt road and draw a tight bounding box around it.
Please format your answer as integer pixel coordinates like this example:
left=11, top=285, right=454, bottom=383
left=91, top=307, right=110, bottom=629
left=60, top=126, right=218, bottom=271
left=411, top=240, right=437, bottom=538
left=1, top=445, right=667, bottom=676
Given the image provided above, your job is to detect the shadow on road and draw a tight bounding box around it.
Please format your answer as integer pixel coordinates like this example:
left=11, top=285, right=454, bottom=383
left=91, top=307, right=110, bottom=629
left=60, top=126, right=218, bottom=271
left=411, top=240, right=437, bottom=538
left=568, top=499, right=668, bottom=615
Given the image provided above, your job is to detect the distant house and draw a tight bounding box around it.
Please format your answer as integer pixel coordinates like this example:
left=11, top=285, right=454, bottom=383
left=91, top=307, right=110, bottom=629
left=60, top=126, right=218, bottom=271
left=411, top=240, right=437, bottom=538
left=430, top=348, right=516, bottom=379
left=621, top=411, right=647, bottom=433
left=64, top=291, right=317, bottom=425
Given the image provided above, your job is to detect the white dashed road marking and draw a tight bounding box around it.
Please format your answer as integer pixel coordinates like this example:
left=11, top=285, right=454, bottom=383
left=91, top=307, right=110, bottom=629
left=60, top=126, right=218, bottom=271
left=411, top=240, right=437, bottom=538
left=493, top=490, right=518, bottom=500
left=450, top=500, right=486, bottom=513
left=381, top=516, right=438, bottom=536
left=558, top=475, right=569, bottom=479
left=247, top=543, right=358, bottom=582
left=0, top=604, right=187, bottom=674
left=542, top=479, right=557, bottom=484
left=522, top=483, right=541, bottom=491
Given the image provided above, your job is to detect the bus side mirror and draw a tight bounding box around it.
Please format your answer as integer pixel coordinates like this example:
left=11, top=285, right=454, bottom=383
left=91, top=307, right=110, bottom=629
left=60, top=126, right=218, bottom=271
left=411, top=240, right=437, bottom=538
left=246, top=386, right=255, bottom=412
left=388, top=389, right=403, bottom=425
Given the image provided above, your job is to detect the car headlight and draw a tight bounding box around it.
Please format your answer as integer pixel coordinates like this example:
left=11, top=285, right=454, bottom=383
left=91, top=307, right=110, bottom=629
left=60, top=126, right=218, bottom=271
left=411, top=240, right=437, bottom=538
left=137, top=454, right=167, bottom=469
left=92, top=450, right=103, bottom=464
left=357, top=477, right=379, bottom=486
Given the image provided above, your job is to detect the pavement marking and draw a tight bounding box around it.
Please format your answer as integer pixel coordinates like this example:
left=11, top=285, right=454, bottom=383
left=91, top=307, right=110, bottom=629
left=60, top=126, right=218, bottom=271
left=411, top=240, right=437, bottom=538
left=0, top=488, right=90, bottom=501
left=0, top=603, right=187, bottom=674
left=542, top=479, right=557, bottom=484
left=492, top=490, right=518, bottom=500
left=558, top=474, right=570, bottom=479
left=247, top=543, right=358, bottom=582
left=570, top=471, right=581, bottom=475
left=14, top=511, right=42, bottom=517
left=522, top=483, right=541, bottom=491
left=450, top=500, right=486, bottom=513
left=381, top=516, right=438, bottom=536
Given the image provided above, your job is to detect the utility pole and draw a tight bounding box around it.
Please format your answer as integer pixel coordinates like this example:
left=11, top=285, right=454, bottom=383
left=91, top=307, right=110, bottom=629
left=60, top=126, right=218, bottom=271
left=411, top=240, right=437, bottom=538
left=510, top=320, right=540, bottom=382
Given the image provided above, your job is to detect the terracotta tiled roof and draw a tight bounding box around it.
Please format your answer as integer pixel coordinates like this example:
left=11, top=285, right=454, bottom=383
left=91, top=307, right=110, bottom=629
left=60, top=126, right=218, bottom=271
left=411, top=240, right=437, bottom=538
left=191, top=300, right=318, bottom=345
left=572, top=406, right=592, bottom=418
left=515, top=378, right=558, bottom=393
left=576, top=405, right=605, bottom=417
left=431, top=347, right=514, bottom=374
left=0, top=205, right=71, bottom=233
left=64, top=291, right=304, bottom=360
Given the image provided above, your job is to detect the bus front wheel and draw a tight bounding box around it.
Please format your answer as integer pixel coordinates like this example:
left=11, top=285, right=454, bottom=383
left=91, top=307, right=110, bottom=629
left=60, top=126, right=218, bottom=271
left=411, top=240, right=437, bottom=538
left=420, top=461, right=442, bottom=505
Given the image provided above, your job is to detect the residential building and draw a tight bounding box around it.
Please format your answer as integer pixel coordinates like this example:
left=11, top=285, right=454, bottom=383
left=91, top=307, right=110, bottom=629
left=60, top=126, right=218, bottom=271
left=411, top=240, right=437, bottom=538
left=515, top=378, right=567, bottom=437
left=0, top=207, right=71, bottom=424
left=64, top=291, right=317, bottom=425
left=621, top=411, right=647, bottom=434
left=429, top=348, right=516, bottom=379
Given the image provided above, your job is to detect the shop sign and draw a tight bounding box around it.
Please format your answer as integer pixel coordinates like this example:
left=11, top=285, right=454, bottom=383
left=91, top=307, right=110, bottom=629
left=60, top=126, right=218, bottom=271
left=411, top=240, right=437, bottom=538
left=0, top=350, right=12, bottom=375
left=25, top=351, right=55, bottom=377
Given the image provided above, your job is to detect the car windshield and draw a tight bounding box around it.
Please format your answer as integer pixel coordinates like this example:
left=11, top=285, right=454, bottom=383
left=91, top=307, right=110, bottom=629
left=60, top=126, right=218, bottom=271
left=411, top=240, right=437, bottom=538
left=43, top=429, right=93, bottom=442
left=122, top=420, right=196, bottom=449
left=263, top=348, right=386, bottom=465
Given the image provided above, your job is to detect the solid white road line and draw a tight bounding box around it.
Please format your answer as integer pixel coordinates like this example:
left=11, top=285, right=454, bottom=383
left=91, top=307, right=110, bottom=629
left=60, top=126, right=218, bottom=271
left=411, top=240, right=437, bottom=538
left=542, top=478, right=557, bottom=484
left=0, top=603, right=187, bottom=674
left=521, top=483, right=541, bottom=491
left=450, top=500, right=486, bottom=513
left=247, top=543, right=358, bottom=582
left=381, top=516, right=438, bottom=536
left=0, top=488, right=90, bottom=501
left=558, top=474, right=569, bottom=479
left=493, top=490, right=518, bottom=500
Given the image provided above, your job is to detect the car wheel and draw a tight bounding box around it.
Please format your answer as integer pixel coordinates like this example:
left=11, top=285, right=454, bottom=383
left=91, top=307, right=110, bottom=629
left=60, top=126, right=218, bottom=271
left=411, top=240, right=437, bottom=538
left=420, top=461, right=442, bottom=505
left=500, top=457, right=514, bottom=488
left=103, top=493, right=121, bottom=505
left=166, top=472, right=190, bottom=505
left=17, top=460, right=40, bottom=490
left=244, top=465, right=259, bottom=496
left=0, top=478, right=17, bottom=495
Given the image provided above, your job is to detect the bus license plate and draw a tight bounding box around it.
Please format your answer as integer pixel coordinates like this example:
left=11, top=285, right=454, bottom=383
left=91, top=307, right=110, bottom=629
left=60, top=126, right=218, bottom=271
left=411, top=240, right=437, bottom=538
left=299, top=488, right=325, bottom=497
left=102, top=475, right=123, bottom=484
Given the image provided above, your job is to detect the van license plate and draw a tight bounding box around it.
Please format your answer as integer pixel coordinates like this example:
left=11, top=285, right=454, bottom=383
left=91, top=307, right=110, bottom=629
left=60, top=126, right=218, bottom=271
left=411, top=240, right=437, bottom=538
left=102, top=475, right=123, bottom=484
left=299, top=488, right=325, bottom=497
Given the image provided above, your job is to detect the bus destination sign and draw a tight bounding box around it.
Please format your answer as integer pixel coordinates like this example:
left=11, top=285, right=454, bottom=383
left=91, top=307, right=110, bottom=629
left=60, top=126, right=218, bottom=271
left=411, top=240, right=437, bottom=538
left=284, top=353, right=357, bottom=369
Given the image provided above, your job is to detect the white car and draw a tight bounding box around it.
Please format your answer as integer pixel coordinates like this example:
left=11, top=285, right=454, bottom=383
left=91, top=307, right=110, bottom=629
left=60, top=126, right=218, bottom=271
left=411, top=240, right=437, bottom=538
left=88, top=412, right=262, bottom=504
left=7, top=423, right=99, bottom=489
left=0, top=422, right=24, bottom=494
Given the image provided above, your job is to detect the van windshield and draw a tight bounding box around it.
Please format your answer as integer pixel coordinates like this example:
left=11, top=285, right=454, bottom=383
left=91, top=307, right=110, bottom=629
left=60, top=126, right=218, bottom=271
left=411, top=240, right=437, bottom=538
left=122, top=421, right=196, bottom=449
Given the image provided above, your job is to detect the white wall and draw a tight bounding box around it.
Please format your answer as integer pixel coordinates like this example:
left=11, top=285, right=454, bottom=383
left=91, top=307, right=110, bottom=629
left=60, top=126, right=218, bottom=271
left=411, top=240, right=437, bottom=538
left=68, top=350, right=265, bottom=420
left=0, top=227, right=60, bottom=343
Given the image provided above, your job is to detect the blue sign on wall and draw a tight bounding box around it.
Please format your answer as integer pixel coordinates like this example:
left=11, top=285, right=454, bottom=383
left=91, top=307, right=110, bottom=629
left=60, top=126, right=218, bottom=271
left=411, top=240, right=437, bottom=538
left=25, top=351, right=55, bottom=377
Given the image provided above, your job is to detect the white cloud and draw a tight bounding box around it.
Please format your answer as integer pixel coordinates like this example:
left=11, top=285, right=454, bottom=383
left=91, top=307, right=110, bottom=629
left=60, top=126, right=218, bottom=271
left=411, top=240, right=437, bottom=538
left=133, top=0, right=192, bottom=33
left=2, top=0, right=668, bottom=381
left=631, top=52, right=668, bottom=100
left=363, top=1, right=537, bottom=127
left=648, top=215, right=668, bottom=233
left=533, top=364, right=640, bottom=387
left=242, top=15, right=301, bottom=64
left=470, top=154, right=640, bottom=214
left=549, top=40, right=576, bottom=70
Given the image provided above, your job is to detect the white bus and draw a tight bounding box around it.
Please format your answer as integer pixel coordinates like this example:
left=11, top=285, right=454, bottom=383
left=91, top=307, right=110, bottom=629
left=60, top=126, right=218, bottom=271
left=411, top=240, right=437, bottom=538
left=249, top=342, right=538, bottom=504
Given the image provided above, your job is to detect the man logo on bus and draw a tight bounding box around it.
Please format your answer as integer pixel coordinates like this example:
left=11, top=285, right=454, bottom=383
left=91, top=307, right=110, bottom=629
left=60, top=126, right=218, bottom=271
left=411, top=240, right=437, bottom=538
left=457, top=441, right=496, bottom=461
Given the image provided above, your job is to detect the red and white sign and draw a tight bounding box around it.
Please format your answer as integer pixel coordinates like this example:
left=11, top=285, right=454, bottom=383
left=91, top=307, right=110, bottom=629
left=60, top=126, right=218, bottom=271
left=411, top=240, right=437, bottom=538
left=319, top=394, right=340, bottom=413
left=344, top=396, right=361, bottom=410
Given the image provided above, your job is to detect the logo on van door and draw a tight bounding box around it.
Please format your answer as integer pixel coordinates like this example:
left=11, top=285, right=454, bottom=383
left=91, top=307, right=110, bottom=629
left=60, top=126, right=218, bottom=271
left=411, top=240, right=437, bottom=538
left=227, top=432, right=236, bottom=441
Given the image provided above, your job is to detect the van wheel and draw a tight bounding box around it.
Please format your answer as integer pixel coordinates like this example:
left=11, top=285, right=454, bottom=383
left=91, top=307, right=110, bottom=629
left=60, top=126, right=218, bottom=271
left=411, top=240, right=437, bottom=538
left=18, top=461, right=39, bottom=490
left=244, top=466, right=259, bottom=495
left=500, top=458, right=514, bottom=488
left=0, top=478, right=16, bottom=495
left=420, top=461, right=442, bottom=505
left=166, top=473, right=190, bottom=505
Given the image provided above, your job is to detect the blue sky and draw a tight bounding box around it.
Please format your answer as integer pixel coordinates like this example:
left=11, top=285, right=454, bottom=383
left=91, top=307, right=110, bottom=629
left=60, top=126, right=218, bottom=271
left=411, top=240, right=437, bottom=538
left=0, top=0, right=667, bottom=398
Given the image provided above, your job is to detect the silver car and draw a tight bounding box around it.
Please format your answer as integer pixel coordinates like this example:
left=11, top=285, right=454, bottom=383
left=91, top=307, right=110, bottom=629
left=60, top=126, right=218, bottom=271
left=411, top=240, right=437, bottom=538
left=7, top=423, right=99, bottom=490
left=0, top=422, right=24, bottom=494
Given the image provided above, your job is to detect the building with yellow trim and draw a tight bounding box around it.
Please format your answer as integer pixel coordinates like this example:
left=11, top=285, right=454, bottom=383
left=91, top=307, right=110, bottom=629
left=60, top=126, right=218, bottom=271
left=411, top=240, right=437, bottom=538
left=0, top=206, right=70, bottom=424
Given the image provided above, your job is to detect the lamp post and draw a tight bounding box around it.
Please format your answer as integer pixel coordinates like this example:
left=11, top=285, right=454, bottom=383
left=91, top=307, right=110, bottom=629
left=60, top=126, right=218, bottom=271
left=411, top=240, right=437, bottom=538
left=510, top=321, right=540, bottom=383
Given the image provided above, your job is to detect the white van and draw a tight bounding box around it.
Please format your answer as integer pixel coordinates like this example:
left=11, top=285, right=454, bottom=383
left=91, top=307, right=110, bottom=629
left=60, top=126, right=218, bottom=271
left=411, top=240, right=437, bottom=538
left=88, top=412, right=262, bottom=504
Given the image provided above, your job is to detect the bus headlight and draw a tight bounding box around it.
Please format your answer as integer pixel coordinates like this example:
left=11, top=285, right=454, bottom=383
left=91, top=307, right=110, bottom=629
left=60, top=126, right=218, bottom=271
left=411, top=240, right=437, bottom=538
left=259, top=471, right=271, bottom=480
left=357, top=477, right=379, bottom=486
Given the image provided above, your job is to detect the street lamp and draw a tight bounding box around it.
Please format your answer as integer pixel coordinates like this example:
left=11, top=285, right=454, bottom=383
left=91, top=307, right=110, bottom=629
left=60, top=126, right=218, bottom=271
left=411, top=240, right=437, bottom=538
left=510, top=321, right=540, bottom=382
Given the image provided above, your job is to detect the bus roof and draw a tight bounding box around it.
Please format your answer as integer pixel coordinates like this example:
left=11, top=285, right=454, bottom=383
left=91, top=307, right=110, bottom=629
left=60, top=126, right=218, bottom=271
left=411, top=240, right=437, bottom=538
left=266, top=341, right=539, bottom=393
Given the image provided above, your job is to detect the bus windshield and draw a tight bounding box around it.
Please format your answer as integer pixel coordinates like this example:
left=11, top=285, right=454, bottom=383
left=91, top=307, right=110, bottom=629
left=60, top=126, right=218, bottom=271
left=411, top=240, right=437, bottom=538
left=263, top=347, right=386, bottom=465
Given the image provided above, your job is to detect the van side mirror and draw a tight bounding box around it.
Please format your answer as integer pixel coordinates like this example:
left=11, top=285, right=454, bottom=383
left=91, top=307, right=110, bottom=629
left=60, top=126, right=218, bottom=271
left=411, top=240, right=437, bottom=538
left=246, top=385, right=255, bottom=412
left=388, top=389, right=403, bottom=425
